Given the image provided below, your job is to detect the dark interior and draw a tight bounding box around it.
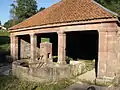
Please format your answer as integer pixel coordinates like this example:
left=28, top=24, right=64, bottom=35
left=66, top=30, right=99, bottom=77
left=66, top=30, right=99, bottom=60
left=36, top=33, right=58, bottom=56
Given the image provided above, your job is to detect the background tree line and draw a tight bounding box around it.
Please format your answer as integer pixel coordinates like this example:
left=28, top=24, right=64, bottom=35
left=4, top=0, right=45, bottom=29
left=3, top=0, right=120, bottom=29
left=95, top=0, right=120, bottom=15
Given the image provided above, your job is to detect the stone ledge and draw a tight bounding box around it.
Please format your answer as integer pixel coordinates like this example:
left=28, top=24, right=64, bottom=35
left=95, top=77, right=114, bottom=86
left=12, top=60, right=88, bottom=82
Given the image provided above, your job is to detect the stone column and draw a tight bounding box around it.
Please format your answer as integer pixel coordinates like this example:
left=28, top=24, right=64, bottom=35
left=106, top=31, right=118, bottom=77
left=10, top=35, right=19, bottom=61
left=20, top=39, right=26, bottom=59
left=98, top=31, right=108, bottom=78
left=98, top=23, right=118, bottom=79
left=30, top=34, right=37, bottom=63
left=57, top=32, right=66, bottom=64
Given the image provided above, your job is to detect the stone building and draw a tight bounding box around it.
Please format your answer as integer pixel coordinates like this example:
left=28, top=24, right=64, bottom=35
left=9, top=0, right=120, bottom=81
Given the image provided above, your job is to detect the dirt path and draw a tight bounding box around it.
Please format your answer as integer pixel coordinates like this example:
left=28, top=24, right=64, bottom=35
left=64, top=83, right=120, bottom=90
left=64, top=69, right=120, bottom=90
left=64, top=83, right=107, bottom=90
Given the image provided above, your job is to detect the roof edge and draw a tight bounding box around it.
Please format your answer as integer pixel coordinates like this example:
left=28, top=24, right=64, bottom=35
left=9, top=18, right=118, bottom=33
left=92, top=0, right=119, bottom=16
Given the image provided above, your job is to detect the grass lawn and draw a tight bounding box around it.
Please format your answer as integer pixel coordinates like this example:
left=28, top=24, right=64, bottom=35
left=0, top=30, right=10, bottom=62
left=0, top=75, right=73, bottom=90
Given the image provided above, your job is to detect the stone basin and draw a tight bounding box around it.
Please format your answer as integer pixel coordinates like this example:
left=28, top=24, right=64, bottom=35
left=12, top=60, right=93, bottom=82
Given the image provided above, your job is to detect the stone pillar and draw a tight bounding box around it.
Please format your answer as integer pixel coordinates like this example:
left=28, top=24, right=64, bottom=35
left=57, top=32, right=66, bottom=64
left=106, top=31, right=118, bottom=77
left=98, top=31, right=108, bottom=78
left=98, top=23, right=118, bottom=79
left=10, top=35, right=19, bottom=61
left=20, top=38, right=31, bottom=59
left=30, top=34, right=37, bottom=63
left=40, top=42, right=52, bottom=62
left=20, top=39, right=26, bottom=59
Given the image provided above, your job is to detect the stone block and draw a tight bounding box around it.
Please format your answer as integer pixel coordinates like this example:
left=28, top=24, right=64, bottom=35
left=40, top=42, right=52, bottom=62
left=12, top=60, right=85, bottom=82
left=96, top=77, right=114, bottom=86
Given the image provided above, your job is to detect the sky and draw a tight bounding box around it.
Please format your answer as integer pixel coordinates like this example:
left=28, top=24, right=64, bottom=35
left=0, top=0, right=60, bottom=25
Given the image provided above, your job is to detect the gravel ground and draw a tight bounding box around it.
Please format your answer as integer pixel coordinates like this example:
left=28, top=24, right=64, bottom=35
left=64, top=83, right=120, bottom=90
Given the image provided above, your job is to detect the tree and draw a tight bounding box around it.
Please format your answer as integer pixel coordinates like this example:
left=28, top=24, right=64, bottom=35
left=0, top=21, right=1, bottom=26
left=38, top=7, right=45, bottom=12
left=7, top=0, right=45, bottom=28
left=4, top=20, right=15, bottom=29
left=111, top=0, right=120, bottom=15
left=10, top=0, right=37, bottom=23
left=95, top=0, right=120, bottom=15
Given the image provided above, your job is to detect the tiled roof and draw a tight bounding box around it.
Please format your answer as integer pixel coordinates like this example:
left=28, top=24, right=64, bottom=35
left=10, top=0, right=115, bottom=30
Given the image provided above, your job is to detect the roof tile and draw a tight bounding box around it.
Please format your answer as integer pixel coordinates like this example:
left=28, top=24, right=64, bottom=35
left=10, top=0, right=115, bottom=30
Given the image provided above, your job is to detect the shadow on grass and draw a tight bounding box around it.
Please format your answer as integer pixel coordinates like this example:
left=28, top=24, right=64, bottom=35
left=0, top=51, right=10, bottom=63
left=0, top=36, right=10, bottom=63
left=0, top=36, right=10, bottom=45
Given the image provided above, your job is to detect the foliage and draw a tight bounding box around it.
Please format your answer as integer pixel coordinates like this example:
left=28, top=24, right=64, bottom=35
left=0, top=75, right=73, bottom=90
left=10, top=0, right=37, bottom=22
left=38, top=7, right=45, bottom=12
left=83, top=60, right=95, bottom=71
left=4, top=0, right=45, bottom=29
left=3, top=19, right=17, bottom=29
left=41, top=38, right=50, bottom=43
left=4, top=0, right=38, bottom=29
left=95, top=0, right=120, bottom=15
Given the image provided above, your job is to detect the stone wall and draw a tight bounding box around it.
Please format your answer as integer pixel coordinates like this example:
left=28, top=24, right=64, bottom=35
left=20, top=39, right=40, bottom=60
left=12, top=60, right=90, bottom=82
left=116, top=27, right=120, bottom=61
left=20, top=39, right=31, bottom=59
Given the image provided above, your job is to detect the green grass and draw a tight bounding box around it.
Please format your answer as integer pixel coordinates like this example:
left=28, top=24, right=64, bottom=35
left=0, top=30, right=9, bottom=36
left=0, top=30, right=10, bottom=62
left=41, top=38, right=50, bottom=43
left=83, top=60, right=95, bottom=71
left=0, top=75, right=73, bottom=90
